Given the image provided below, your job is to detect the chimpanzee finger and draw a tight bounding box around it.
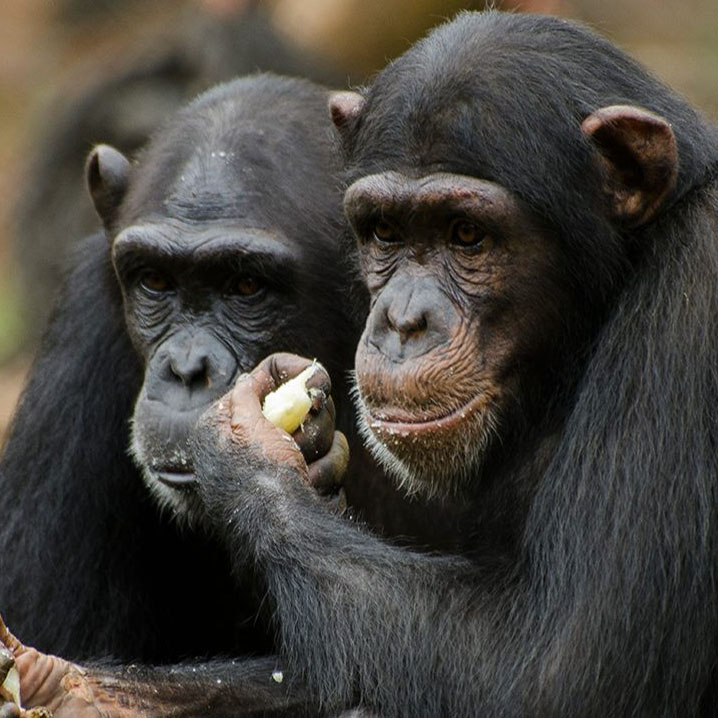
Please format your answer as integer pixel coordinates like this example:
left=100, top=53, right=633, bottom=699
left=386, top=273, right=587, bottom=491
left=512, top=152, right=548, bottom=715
left=0, top=648, right=13, bottom=687
left=307, top=431, right=350, bottom=495
left=0, top=644, right=18, bottom=718
left=230, top=354, right=322, bottom=431
left=303, top=362, right=332, bottom=409
left=229, top=372, right=265, bottom=433
left=292, top=394, right=336, bottom=463
left=230, top=353, right=313, bottom=412
left=263, top=353, right=320, bottom=400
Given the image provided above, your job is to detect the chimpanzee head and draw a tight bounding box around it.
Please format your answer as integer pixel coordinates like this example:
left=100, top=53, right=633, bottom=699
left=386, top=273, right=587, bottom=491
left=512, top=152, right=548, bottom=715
left=330, top=12, right=715, bottom=499
left=86, top=75, right=354, bottom=518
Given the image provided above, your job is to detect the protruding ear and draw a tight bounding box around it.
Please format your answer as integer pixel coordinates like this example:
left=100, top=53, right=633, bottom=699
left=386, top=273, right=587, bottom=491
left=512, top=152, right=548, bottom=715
left=329, top=91, right=365, bottom=145
left=581, top=105, right=678, bottom=228
left=85, top=144, right=131, bottom=232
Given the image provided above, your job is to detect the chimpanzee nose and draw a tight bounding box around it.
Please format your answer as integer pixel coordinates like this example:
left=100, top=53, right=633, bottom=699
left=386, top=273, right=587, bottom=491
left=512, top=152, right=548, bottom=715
left=169, top=347, right=209, bottom=388
left=386, top=303, right=428, bottom=344
left=369, top=273, right=457, bottom=361
left=148, top=329, right=238, bottom=411
left=164, top=331, right=236, bottom=391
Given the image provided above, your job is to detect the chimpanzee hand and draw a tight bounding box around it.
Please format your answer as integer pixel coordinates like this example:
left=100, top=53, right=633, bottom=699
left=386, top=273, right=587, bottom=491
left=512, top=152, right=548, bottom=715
left=0, top=615, right=103, bottom=718
left=270, top=355, right=349, bottom=498
left=192, top=353, right=350, bottom=527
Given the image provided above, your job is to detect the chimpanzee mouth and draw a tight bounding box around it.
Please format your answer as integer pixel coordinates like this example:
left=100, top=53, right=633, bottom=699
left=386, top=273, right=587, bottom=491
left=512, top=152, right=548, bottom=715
left=364, top=391, right=490, bottom=437
left=351, top=380, right=498, bottom=500
left=156, top=469, right=198, bottom=490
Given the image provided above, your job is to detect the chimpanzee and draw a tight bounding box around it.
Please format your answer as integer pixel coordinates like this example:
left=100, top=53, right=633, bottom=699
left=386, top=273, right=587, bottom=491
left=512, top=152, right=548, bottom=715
left=6, top=10, right=718, bottom=718
left=0, top=74, right=363, bottom=666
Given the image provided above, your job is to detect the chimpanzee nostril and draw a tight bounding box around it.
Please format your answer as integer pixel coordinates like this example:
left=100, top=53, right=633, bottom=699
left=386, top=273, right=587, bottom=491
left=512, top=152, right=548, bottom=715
left=386, top=307, right=428, bottom=344
left=153, top=329, right=238, bottom=407
left=169, top=351, right=208, bottom=388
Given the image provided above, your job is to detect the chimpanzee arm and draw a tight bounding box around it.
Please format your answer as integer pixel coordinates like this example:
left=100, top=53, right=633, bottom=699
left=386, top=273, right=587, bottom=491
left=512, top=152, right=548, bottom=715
left=189, top=357, right=512, bottom=718
left=0, top=233, right=147, bottom=659
left=198, top=473, right=492, bottom=716
left=87, top=660, right=315, bottom=717
left=189, top=353, right=715, bottom=718
left=1, top=617, right=316, bottom=718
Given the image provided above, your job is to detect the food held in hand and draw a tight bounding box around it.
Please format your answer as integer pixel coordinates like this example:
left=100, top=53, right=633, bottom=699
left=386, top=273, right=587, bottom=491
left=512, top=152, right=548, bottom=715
left=0, top=653, right=21, bottom=708
left=262, top=363, right=322, bottom=433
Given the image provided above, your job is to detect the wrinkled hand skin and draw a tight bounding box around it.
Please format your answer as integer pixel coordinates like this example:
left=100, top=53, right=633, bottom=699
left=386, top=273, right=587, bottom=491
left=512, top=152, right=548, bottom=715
left=192, top=353, right=350, bottom=531
left=0, top=615, right=106, bottom=718
left=0, top=617, right=164, bottom=718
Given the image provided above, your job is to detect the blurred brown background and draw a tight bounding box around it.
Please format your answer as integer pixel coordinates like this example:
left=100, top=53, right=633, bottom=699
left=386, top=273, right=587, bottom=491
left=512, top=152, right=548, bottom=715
left=1, top=0, right=717, bottom=435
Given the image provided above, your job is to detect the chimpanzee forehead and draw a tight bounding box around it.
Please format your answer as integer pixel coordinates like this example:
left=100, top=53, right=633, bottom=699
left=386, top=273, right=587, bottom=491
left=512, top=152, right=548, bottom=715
left=344, top=171, right=518, bottom=220
left=119, top=76, right=343, bottom=230
left=346, top=27, right=596, bottom=215
left=348, top=11, right=713, bottom=225
left=113, top=221, right=302, bottom=265
left=123, top=128, right=335, bottom=229
left=161, top=142, right=272, bottom=222
left=348, top=77, right=596, bottom=231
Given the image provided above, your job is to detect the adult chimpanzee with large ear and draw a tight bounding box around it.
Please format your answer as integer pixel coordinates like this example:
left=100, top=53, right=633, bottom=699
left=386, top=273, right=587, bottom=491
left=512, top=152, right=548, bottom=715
left=5, top=10, right=718, bottom=718
left=185, top=11, right=717, bottom=717
left=0, top=74, right=361, bottom=667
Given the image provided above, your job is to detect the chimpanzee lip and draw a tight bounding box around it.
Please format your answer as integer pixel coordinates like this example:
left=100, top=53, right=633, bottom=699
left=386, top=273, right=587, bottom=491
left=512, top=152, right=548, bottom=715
left=364, top=391, right=487, bottom=435
left=156, top=470, right=198, bottom=490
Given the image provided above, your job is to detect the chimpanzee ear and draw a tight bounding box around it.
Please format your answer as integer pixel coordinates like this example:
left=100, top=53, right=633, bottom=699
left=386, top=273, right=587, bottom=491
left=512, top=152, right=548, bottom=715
left=329, top=91, right=365, bottom=146
left=581, top=105, right=678, bottom=228
left=85, top=144, right=131, bottom=232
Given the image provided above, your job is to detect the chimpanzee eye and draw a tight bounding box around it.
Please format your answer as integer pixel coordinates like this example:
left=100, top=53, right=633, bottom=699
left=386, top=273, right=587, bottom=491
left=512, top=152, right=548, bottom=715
left=450, top=220, right=485, bottom=247
left=139, top=270, right=172, bottom=294
left=372, top=220, right=399, bottom=244
left=227, top=276, right=264, bottom=297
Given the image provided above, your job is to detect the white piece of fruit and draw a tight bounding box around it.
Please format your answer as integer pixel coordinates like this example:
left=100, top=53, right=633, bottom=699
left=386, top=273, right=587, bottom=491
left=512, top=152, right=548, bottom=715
left=0, top=664, right=21, bottom=707
left=262, top=363, right=321, bottom=434
left=271, top=670, right=284, bottom=683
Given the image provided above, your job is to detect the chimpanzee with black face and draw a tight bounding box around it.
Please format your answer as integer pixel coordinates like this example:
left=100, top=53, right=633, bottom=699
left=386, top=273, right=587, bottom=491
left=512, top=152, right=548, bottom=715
left=6, top=10, right=718, bottom=718
left=1, top=72, right=463, bottom=716
left=0, top=74, right=359, bottom=668
left=92, top=81, right=358, bottom=522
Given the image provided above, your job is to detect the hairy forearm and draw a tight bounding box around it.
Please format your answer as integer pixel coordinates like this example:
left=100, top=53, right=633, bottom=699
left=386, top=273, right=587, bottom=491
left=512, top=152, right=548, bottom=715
left=213, top=471, right=493, bottom=715
left=268, top=558, right=481, bottom=714
left=19, top=656, right=315, bottom=718
left=190, top=413, right=513, bottom=716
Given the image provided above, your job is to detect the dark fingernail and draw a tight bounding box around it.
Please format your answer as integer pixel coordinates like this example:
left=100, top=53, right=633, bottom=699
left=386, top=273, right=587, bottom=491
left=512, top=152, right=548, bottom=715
left=309, top=387, right=326, bottom=413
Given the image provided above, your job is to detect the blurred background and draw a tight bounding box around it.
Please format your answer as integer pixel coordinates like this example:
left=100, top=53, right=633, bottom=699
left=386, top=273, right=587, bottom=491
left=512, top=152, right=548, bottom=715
left=1, top=0, right=717, bottom=435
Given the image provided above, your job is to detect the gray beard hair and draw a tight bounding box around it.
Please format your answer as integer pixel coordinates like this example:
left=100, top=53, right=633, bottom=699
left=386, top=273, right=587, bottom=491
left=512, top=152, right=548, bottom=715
left=129, top=417, right=199, bottom=525
left=348, top=371, right=499, bottom=502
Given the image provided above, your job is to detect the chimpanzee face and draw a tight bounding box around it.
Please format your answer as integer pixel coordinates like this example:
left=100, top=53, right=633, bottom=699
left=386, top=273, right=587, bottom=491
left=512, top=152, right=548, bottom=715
left=344, top=171, right=572, bottom=499
left=112, top=219, right=304, bottom=517
left=330, top=20, right=680, bottom=501
left=86, top=78, right=351, bottom=521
